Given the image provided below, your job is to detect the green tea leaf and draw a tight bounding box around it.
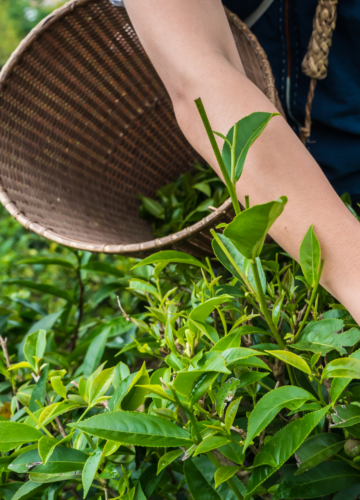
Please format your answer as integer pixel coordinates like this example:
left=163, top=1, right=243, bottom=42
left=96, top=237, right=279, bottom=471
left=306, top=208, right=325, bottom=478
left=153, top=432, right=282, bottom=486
left=221, top=347, right=262, bottom=367
left=266, top=350, right=310, bottom=374
left=88, top=367, right=115, bottom=407
left=194, top=436, right=230, bottom=457
left=17, top=257, right=75, bottom=269
left=299, top=225, right=321, bottom=287
left=157, top=449, right=183, bottom=475
left=69, top=411, right=193, bottom=447
left=330, top=348, right=360, bottom=403
left=322, top=357, right=360, bottom=381
left=214, top=466, right=239, bottom=489
left=10, top=481, right=44, bottom=500
left=224, top=197, right=288, bottom=260
left=222, top=112, right=280, bottom=181
left=82, top=447, right=104, bottom=498
left=29, top=365, right=48, bottom=412
left=2, top=280, right=73, bottom=302
left=190, top=296, right=232, bottom=323
left=82, top=261, right=124, bottom=278
left=216, top=378, right=240, bottom=418
left=244, top=386, right=316, bottom=451
left=225, top=397, right=242, bottom=433
left=331, top=404, right=360, bottom=428
left=132, top=251, right=208, bottom=271
left=190, top=372, right=219, bottom=407
left=121, top=362, right=150, bottom=411
left=212, top=233, right=248, bottom=282
left=0, top=422, right=43, bottom=451
left=23, top=329, right=46, bottom=371
left=295, top=433, right=345, bottom=475
left=50, top=376, right=67, bottom=399
left=245, top=407, right=329, bottom=499
left=274, top=461, right=359, bottom=499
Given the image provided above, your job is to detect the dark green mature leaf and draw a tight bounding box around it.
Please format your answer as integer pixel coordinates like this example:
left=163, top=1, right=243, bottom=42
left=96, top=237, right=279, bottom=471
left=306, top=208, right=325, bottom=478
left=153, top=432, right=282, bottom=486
left=69, top=411, right=193, bottom=447
left=82, top=326, right=111, bottom=377
left=322, top=358, right=360, bottom=381
left=299, top=225, right=321, bottom=287
left=332, top=483, right=360, bottom=500
left=295, top=433, right=345, bottom=474
left=93, top=282, right=124, bottom=307
left=224, top=197, right=287, bottom=260
left=222, top=112, right=279, bottom=181
left=216, top=378, right=240, bottom=417
left=82, top=447, right=104, bottom=498
left=244, top=386, right=316, bottom=451
left=184, top=455, right=246, bottom=500
left=237, top=372, right=268, bottom=388
left=10, top=447, right=87, bottom=474
left=211, top=330, right=242, bottom=352
left=330, top=349, right=360, bottom=403
left=274, top=462, right=360, bottom=499
left=10, top=481, right=44, bottom=500
left=132, top=251, right=207, bottom=270
left=331, top=404, right=360, bottom=428
left=245, top=407, right=329, bottom=499
left=293, top=318, right=360, bottom=356
left=190, top=372, right=219, bottom=407
left=0, top=482, right=23, bottom=500
left=29, top=365, right=48, bottom=412
left=174, top=357, right=230, bottom=397
left=0, top=422, right=43, bottom=451
left=2, top=280, right=73, bottom=302
left=222, top=347, right=262, bottom=367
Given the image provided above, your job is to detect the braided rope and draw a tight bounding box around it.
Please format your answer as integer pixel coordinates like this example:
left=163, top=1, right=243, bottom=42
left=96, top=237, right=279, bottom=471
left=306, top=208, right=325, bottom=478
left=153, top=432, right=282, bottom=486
left=300, top=0, right=338, bottom=144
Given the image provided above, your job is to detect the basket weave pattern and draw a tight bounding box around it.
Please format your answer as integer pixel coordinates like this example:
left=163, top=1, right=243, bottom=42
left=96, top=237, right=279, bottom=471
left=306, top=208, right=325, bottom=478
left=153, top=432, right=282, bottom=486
left=0, top=0, right=281, bottom=257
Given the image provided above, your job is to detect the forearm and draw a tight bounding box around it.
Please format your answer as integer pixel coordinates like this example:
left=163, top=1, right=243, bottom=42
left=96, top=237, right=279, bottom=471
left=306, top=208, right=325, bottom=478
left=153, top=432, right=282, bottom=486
left=125, top=0, right=360, bottom=322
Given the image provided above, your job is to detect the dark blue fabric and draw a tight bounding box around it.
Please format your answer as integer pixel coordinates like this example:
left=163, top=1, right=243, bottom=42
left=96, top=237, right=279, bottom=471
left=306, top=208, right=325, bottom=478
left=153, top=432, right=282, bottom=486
left=222, top=0, right=360, bottom=199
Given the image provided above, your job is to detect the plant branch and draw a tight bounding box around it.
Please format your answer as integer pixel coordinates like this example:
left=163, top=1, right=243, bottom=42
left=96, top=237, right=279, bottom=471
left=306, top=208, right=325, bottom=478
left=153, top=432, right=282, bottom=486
left=0, top=336, right=20, bottom=411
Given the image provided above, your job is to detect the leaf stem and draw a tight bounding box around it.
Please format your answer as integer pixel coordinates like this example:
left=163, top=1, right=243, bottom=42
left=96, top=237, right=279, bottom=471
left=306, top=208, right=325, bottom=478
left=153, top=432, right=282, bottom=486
left=195, top=98, right=240, bottom=215
left=231, top=123, right=238, bottom=185
left=206, top=452, right=244, bottom=500
left=295, top=258, right=325, bottom=340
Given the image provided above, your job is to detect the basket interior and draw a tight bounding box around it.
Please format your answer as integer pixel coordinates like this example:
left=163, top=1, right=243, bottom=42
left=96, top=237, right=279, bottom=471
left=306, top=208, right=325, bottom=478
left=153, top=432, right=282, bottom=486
left=0, top=0, right=278, bottom=251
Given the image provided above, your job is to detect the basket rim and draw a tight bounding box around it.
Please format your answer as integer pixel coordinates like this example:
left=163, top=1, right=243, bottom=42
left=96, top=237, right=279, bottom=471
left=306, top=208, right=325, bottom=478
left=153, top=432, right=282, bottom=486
left=0, top=0, right=276, bottom=255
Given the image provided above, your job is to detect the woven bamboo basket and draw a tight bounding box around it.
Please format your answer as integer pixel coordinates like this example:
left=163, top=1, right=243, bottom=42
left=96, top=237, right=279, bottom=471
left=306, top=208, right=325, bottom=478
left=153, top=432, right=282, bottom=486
left=0, top=0, right=282, bottom=258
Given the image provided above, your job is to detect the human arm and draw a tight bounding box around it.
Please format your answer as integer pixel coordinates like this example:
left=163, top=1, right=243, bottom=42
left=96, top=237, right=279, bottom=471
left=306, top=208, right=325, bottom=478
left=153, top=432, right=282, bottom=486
left=124, top=0, right=360, bottom=323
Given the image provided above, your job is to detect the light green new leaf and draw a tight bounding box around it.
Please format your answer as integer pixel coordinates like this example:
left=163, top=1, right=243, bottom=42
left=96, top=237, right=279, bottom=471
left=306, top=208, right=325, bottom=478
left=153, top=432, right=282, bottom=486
left=222, top=112, right=280, bottom=181
left=51, top=376, right=67, bottom=399
left=221, top=347, right=262, bottom=367
left=88, top=367, right=115, bottom=407
left=38, top=434, right=72, bottom=465
left=121, top=362, right=150, bottom=411
left=225, top=397, right=242, bottom=433
left=272, top=294, right=285, bottom=328
left=129, top=279, right=159, bottom=299
left=274, top=461, right=359, bottom=499
left=295, top=433, right=345, bottom=475
left=194, top=436, right=231, bottom=457
left=211, top=330, right=242, bottom=352
left=245, top=406, right=330, bottom=500
left=322, top=357, right=360, bottom=381
left=214, top=466, right=239, bottom=489
left=190, top=296, right=232, bottom=323
left=224, top=197, right=288, bottom=260
left=157, top=449, right=183, bottom=475
left=82, top=447, right=104, bottom=498
left=299, top=225, right=321, bottom=287
left=244, top=386, right=316, bottom=451
left=69, top=411, right=193, bottom=447
left=23, top=329, right=46, bottom=371
left=0, top=422, right=43, bottom=451
left=212, top=233, right=248, bottom=283
left=132, top=251, right=207, bottom=271
left=266, top=350, right=311, bottom=374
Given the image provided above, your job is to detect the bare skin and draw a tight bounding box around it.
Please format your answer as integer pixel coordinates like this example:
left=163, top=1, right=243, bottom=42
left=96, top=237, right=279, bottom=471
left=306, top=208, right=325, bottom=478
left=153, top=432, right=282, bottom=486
left=124, top=0, right=360, bottom=323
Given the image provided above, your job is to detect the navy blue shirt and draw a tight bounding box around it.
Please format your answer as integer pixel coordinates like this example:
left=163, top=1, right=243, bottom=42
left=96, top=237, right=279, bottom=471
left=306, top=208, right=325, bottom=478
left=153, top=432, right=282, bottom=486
left=223, top=0, right=360, bottom=201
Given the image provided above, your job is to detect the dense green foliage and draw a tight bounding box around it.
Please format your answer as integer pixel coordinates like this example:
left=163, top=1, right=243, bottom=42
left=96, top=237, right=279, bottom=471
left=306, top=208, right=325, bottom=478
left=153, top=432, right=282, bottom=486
left=1, top=100, right=360, bottom=500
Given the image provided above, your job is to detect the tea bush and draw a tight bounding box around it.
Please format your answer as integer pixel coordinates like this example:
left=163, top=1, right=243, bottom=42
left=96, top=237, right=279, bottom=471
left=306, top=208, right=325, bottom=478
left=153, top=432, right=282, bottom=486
left=0, top=101, right=360, bottom=500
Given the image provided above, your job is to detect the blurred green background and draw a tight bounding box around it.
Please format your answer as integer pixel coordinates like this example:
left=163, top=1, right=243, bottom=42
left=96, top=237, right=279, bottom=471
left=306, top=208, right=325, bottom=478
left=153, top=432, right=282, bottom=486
left=0, top=0, right=66, bottom=67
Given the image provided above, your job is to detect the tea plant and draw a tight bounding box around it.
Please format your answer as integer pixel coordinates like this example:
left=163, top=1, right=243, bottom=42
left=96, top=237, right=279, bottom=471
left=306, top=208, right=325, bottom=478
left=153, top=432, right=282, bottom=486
left=1, top=100, right=360, bottom=500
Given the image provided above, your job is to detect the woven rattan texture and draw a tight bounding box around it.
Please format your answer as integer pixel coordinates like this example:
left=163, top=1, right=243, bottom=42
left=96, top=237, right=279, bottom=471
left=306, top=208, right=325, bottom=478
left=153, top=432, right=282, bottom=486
left=0, top=0, right=281, bottom=257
